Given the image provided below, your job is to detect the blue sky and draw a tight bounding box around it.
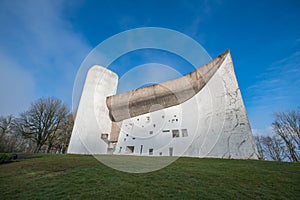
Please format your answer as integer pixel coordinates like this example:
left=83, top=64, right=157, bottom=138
left=0, top=0, right=299, bottom=136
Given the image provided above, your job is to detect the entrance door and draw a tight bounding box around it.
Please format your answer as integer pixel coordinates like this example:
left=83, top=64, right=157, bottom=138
left=169, top=147, right=173, bottom=156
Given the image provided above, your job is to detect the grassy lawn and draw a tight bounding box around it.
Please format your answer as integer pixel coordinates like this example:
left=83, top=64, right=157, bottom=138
left=0, top=154, right=299, bottom=199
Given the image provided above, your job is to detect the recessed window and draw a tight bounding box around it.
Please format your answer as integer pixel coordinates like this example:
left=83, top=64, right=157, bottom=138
left=149, top=148, right=153, bottom=155
left=182, top=129, right=188, bottom=137
left=159, top=152, right=162, bottom=156
left=162, top=130, right=170, bottom=132
left=126, top=146, right=134, bottom=153
left=101, top=133, right=108, bottom=140
left=137, top=118, right=139, bottom=121
left=140, top=145, right=143, bottom=154
left=149, top=131, right=153, bottom=135
left=132, top=137, right=136, bottom=140
left=124, top=138, right=126, bottom=141
left=174, top=115, right=176, bottom=117
left=176, top=119, right=178, bottom=122
left=162, top=115, right=165, bottom=118
left=153, top=124, right=156, bottom=127
left=172, top=130, right=179, bottom=138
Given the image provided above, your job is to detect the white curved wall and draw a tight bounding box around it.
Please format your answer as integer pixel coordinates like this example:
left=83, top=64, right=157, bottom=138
left=115, top=54, right=258, bottom=159
left=67, top=53, right=258, bottom=159
left=68, top=66, right=118, bottom=154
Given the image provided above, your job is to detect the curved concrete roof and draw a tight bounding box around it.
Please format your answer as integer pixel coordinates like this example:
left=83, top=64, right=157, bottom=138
left=106, top=50, right=230, bottom=122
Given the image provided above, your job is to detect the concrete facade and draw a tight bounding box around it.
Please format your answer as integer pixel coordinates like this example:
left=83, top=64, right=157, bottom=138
left=107, top=51, right=227, bottom=122
left=68, top=51, right=258, bottom=159
left=68, top=66, right=118, bottom=154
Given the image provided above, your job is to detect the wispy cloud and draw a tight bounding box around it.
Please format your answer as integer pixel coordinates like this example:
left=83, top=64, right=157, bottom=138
left=246, top=48, right=300, bottom=131
left=181, top=0, right=223, bottom=44
left=252, top=126, right=274, bottom=137
left=0, top=0, right=92, bottom=115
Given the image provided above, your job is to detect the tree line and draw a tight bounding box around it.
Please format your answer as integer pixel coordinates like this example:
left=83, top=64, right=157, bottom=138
left=255, top=110, right=300, bottom=162
left=0, top=96, right=299, bottom=162
left=0, top=97, right=73, bottom=154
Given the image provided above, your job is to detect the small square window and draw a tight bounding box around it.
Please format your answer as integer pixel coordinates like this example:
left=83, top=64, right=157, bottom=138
left=149, top=148, right=153, bottom=155
left=149, top=131, right=153, bottom=135
left=101, top=133, right=108, bottom=139
left=172, top=130, right=179, bottom=138
left=182, top=129, right=188, bottom=137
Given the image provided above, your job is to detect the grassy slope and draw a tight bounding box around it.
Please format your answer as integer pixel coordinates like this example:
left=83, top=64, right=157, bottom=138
left=0, top=154, right=299, bottom=199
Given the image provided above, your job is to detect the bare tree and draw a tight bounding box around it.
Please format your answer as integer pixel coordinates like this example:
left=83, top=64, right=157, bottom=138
left=272, top=110, right=300, bottom=162
left=0, top=115, right=15, bottom=152
left=47, top=114, right=74, bottom=153
left=0, top=115, right=30, bottom=152
left=254, top=136, right=265, bottom=160
left=261, top=135, right=287, bottom=161
left=18, top=97, right=70, bottom=153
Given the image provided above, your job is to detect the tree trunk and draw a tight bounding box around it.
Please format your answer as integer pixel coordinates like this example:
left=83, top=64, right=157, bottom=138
left=34, top=142, right=42, bottom=153
left=47, top=143, right=52, bottom=154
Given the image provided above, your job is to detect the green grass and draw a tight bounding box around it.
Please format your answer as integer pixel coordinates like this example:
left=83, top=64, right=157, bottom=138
left=0, top=154, right=299, bottom=199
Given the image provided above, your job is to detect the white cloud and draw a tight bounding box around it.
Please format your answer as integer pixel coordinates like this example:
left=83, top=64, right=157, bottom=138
left=246, top=49, right=300, bottom=130
left=0, top=54, right=35, bottom=116
left=252, top=126, right=274, bottom=137
left=0, top=0, right=92, bottom=115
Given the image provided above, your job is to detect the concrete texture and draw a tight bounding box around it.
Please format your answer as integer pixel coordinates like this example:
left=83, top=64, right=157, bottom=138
left=114, top=51, right=258, bottom=159
left=68, top=51, right=258, bottom=159
left=67, top=66, right=118, bottom=154
left=107, top=50, right=229, bottom=122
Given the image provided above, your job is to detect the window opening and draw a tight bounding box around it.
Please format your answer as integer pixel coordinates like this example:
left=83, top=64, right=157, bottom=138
left=172, top=129, right=179, bottom=138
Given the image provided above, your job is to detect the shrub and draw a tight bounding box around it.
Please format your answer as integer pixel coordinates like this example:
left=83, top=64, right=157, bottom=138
left=0, top=153, right=9, bottom=164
